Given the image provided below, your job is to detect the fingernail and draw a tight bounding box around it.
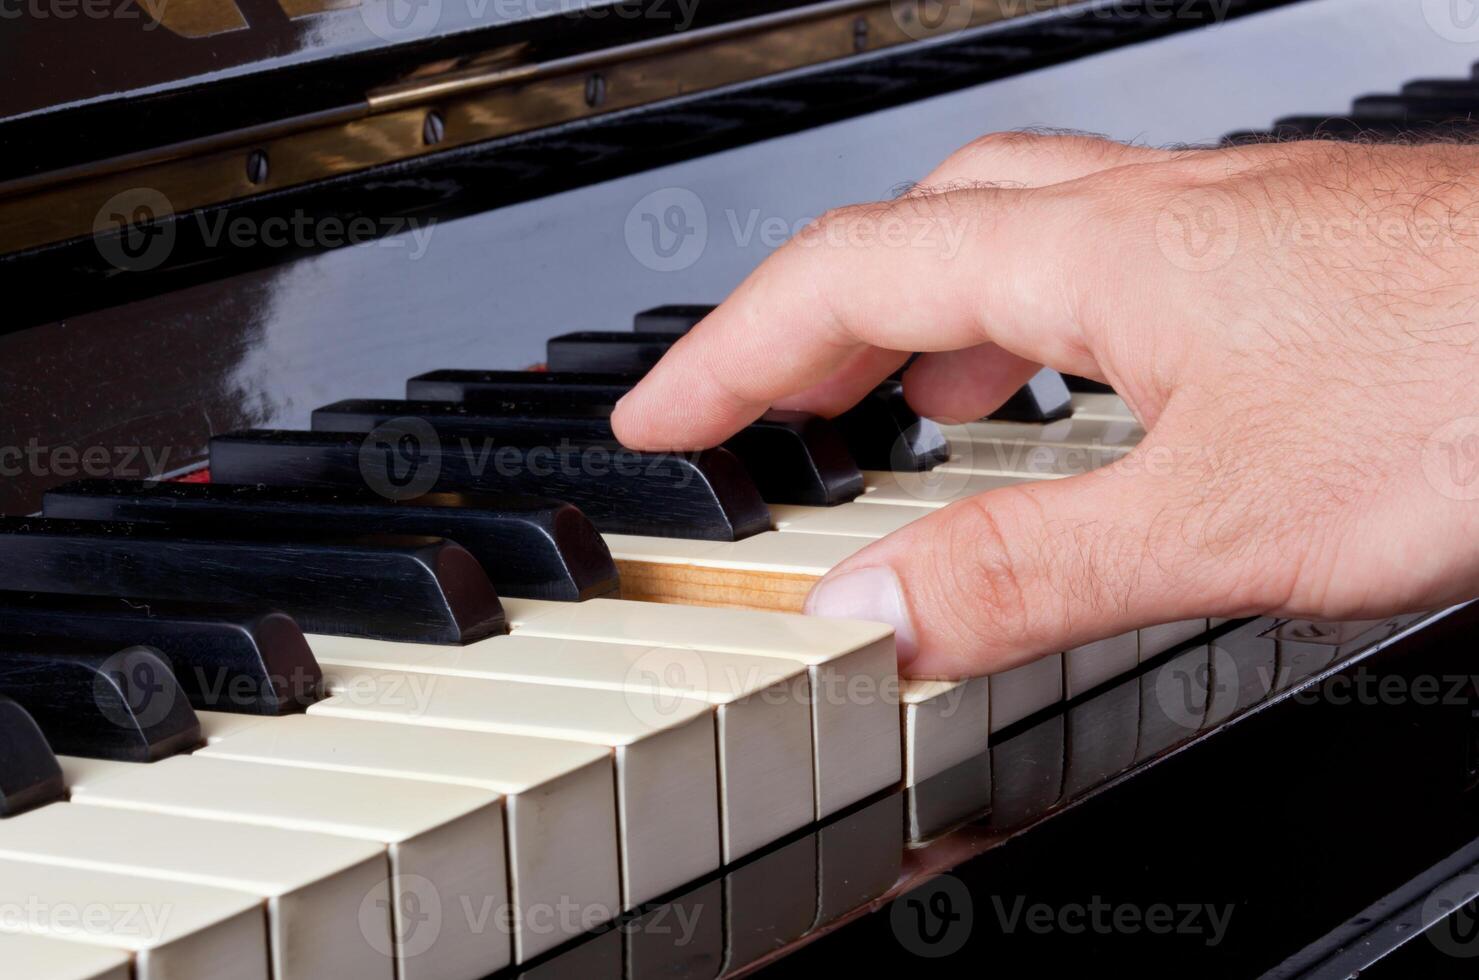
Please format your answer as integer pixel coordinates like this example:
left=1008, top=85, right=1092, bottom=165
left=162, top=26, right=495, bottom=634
left=804, top=565, right=919, bottom=667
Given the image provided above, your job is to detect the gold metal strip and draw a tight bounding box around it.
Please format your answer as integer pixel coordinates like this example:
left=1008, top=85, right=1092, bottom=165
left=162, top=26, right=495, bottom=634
left=0, top=0, right=1082, bottom=256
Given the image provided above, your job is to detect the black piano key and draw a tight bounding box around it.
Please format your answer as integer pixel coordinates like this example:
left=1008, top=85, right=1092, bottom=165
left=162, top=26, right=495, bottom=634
left=410, top=367, right=945, bottom=472
left=0, top=517, right=505, bottom=645
left=1401, top=79, right=1479, bottom=100
left=0, top=642, right=202, bottom=762
left=0, top=590, right=321, bottom=716
left=633, top=304, right=714, bottom=334
left=1062, top=374, right=1114, bottom=394
left=0, top=695, right=66, bottom=816
left=986, top=369, right=1072, bottom=422
left=210, top=429, right=771, bottom=541
left=1351, top=93, right=1479, bottom=122
left=1269, top=115, right=1479, bottom=140
left=546, top=331, right=674, bottom=375
left=408, top=369, right=633, bottom=409
left=834, top=381, right=949, bottom=472
left=312, top=399, right=865, bottom=507
left=46, top=480, right=619, bottom=603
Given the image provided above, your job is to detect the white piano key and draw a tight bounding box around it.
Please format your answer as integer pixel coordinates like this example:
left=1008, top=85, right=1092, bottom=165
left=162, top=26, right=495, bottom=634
left=1064, top=632, right=1140, bottom=698
left=1070, top=392, right=1137, bottom=422
left=504, top=598, right=901, bottom=818
left=195, top=711, right=271, bottom=744
left=936, top=440, right=1127, bottom=479
left=308, top=666, right=720, bottom=911
left=768, top=502, right=933, bottom=539
left=193, top=709, right=619, bottom=963
left=900, top=677, right=990, bottom=787
left=0, top=932, right=132, bottom=980
left=940, top=415, right=1144, bottom=450
left=1139, top=619, right=1211, bottom=662
left=306, top=631, right=813, bottom=865
left=0, top=802, right=391, bottom=980
left=0, top=856, right=267, bottom=980
left=856, top=469, right=1030, bottom=507
left=60, top=754, right=509, bottom=980
left=601, top=534, right=729, bottom=565
left=669, top=530, right=867, bottom=577
left=988, top=654, right=1064, bottom=733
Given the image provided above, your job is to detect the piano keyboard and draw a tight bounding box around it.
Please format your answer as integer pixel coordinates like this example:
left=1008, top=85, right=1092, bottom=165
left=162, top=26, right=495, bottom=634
left=0, top=311, right=1231, bottom=979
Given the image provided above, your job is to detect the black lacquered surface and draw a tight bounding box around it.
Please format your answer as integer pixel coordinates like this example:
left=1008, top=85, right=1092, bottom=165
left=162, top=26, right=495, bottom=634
left=210, top=428, right=773, bottom=541
left=0, top=642, right=202, bottom=763
left=45, top=479, right=619, bottom=602
left=313, top=399, right=865, bottom=508
left=0, top=590, right=322, bottom=715
left=0, top=695, right=66, bottom=817
left=0, top=517, right=505, bottom=644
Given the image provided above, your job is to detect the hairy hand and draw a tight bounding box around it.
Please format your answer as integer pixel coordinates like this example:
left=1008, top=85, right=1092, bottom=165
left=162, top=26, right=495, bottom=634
left=612, top=133, right=1479, bottom=677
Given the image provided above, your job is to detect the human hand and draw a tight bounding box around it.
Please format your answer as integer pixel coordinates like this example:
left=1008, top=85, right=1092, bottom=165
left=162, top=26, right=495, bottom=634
left=612, top=133, right=1479, bottom=677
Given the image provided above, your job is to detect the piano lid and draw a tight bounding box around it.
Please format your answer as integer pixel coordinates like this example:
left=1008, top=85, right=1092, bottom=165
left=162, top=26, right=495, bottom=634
left=3, top=0, right=636, bottom=124
left=0, top=0, right=1088, bottom=254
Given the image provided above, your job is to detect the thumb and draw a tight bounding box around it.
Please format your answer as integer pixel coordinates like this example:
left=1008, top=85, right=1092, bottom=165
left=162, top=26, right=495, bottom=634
left=802, top=456, right=1239, bottom=678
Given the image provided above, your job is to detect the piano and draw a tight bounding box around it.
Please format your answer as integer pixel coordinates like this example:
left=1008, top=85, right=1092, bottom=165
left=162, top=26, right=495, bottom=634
left=3, top=0, right=1479, bottom=977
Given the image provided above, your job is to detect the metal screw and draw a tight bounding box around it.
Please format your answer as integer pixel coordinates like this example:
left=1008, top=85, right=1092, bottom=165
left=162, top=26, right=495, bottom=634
left=853, top=16, right=869, bottom=52
left=246, top=150, right=269, bottom=185
left=585, top=72, right=606, bottom=109
left=423, top=110, right=445, bottom=146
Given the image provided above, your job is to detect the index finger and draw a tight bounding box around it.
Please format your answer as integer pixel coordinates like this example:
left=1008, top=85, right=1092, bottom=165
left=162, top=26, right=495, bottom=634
left=610, top=186, right=1089, bottom=451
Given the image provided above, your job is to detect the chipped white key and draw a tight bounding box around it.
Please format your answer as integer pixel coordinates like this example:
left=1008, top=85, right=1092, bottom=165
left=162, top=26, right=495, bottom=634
left=941, top=416, right=1144, bottom=451
left=1139, top=619, right=1210, bottom=662
left=504, top=598, right=901, bottom=817
left=900, top=677, right=991, bottom=786
left=61, top=754, right=509, bottom=980
left=988, top=654, right=1064, bottom=733
left=0, top=802, right=390, bottom=980
left=857, top=469, right=1029, bottom=507
left=193, top=710, right=618, bottom=962
left=1064, top=633, right=1140, bottom=699
left=0, top=856, right=267, bottom=980
left=308, top=665, right=720, bottom=910
left=307, top=632, right=812, bottom=864
left=0, top=931, right=132, bottom=980
left=768, top=502, right=933, bottom=539
left=936, top=439, right=1127, bottom=478
left=1070, top=392, right=1137, bottom=421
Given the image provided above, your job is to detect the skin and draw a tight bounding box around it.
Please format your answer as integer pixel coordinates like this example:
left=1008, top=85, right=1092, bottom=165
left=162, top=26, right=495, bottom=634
left=611, top=133, right=1479, bottom=678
